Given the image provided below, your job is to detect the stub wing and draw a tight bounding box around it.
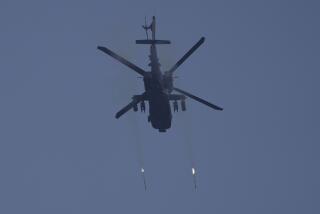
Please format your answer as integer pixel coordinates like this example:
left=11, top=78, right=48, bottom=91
left=115, top=95, right=145, bottom=119
left=168, top=94, right=186, bottom=101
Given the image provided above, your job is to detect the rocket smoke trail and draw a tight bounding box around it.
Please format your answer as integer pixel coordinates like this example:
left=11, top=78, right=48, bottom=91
left=192, top=167, right=197, bottom=190
left=127, top=113, right=147, bottom=190
left=107, top=25, right=148, bottom=190
left=176, top=112, right=198, bottom=189
left=141, top=168, right=147, bottom=191
left=160, top=41, right=198, bottom=190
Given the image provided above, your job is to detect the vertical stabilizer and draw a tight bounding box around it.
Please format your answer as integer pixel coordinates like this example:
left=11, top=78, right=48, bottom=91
left=137, top=16, right=170, bottom=45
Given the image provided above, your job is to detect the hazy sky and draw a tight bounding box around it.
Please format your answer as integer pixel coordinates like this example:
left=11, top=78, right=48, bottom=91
left=0, top=0, right=319, bottom=213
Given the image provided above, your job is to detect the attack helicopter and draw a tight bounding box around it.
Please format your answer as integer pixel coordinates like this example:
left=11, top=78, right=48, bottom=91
left=97, top=16, right=223, bottom=132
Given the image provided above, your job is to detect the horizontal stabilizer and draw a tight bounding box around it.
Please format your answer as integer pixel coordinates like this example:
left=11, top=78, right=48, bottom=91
left=136, top=40, right=171, bottom=45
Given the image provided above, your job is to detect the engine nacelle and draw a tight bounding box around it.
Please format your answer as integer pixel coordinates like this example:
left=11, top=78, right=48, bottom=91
left=163, top=71, right=174, bottom=93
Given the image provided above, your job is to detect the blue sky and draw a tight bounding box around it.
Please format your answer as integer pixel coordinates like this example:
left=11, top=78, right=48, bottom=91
left=0, top=0, right=319, bottom=213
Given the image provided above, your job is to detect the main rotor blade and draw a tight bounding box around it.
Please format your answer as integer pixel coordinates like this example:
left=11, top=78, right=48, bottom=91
left=97, top=46, right=146, bottom=76
left=168, top=37, right=205, bottom=74
left=173, top=87, right=223, bottom=111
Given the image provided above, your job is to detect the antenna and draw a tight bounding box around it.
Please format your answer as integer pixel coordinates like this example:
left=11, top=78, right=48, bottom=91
left=143, top=16, right=149, bottom=40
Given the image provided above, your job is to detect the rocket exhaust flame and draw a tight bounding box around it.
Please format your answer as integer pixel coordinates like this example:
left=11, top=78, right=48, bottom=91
left=192, top=167, right=197, bottom=190
left=141, top=168, right=147, bottom=191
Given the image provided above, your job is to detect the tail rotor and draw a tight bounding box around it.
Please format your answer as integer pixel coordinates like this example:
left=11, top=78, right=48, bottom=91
left=143, top=16, right=149, bottom=39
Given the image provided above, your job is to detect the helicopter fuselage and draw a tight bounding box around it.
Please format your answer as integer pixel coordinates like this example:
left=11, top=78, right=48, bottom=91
left=143, top=44, right=172, bottom=132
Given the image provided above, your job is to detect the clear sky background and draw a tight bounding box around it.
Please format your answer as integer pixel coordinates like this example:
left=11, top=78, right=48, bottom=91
left=0, top=0, right=319, bottom=213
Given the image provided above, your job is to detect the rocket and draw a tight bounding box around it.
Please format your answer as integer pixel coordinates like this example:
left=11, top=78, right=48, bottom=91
left=192, top=167, right=197, bottom=190
left=141, top=168, right=147, bottom=191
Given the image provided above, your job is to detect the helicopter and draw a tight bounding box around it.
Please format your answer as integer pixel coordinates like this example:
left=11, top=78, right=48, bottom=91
left=97, top=16, right=223, bottom=132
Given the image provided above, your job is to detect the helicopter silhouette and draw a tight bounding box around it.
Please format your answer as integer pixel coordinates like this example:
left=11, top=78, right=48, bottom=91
left=97, top=16, right=223, bottom=132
